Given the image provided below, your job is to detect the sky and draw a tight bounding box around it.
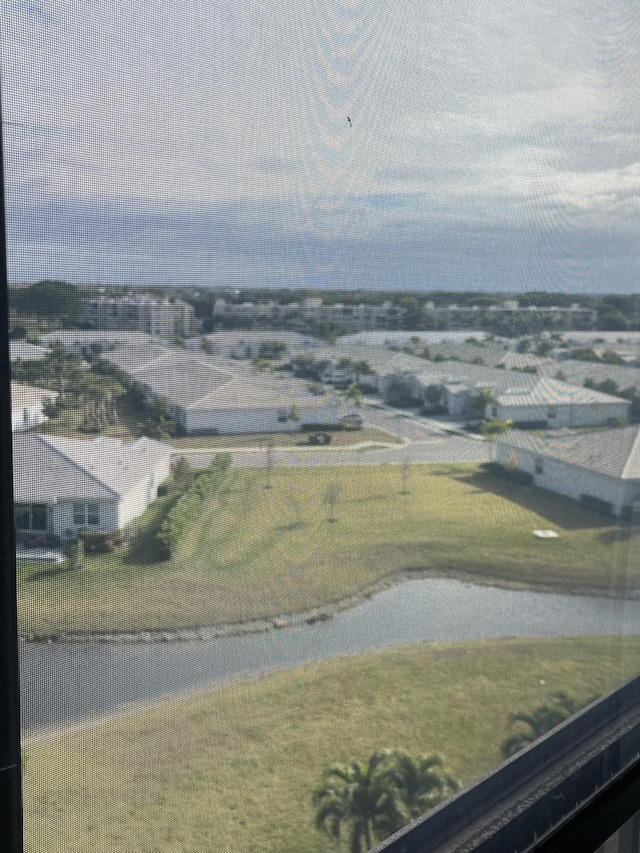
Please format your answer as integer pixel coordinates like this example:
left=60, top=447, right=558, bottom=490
left=2, top=0, right=640, bottom=292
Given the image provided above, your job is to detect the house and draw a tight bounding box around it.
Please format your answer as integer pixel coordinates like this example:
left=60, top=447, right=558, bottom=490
left=494, top=425, right=640, bottom=517
left=43, top=331, right=351, bottom=436
left=13, top=434, right=172, bottom=542
left=9, top=341, right=48, bottom=362
left=489, top=377, right=629, bottom=428
left=10, top=383, right=57, bottom=432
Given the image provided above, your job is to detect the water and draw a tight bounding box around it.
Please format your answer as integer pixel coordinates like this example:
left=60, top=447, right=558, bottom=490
left=20, top=578, right=640, bottom=732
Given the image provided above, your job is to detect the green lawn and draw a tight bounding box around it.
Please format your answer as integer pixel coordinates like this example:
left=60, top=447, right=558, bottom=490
left=171, top=426, right=402, bottom=451
left=22, top=636, right=640, bottom=853
left=17, top=463, right=640, bottom=636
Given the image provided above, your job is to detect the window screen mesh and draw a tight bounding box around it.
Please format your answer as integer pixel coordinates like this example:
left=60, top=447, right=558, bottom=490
left=4, top=2, right=640, bottom=851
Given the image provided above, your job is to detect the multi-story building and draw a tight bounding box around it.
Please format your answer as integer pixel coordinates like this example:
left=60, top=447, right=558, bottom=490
left=82, top=294, right=195, bottom=338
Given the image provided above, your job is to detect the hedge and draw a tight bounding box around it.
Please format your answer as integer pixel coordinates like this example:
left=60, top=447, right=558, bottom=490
left=157, top=453, right=231, bottom=557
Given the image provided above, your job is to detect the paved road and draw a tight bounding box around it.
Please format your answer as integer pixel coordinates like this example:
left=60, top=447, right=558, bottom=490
left=226, top=436, right=492, bottom=469
left=181, top=407, right=492, bottom=469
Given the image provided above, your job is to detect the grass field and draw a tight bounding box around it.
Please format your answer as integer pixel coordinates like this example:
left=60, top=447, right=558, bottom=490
left=171, top=426, right=402, bottom=451
left=22, top=636, right=640, bottom=853
left=17, top=462, right=640, bottom=636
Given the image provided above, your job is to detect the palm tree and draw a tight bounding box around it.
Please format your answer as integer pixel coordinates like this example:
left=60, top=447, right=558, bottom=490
left=313, top=751, right=402, bottom=852
left=501, top=691, right=587, bottom=759
left=381, top=751, right=460, bottom=827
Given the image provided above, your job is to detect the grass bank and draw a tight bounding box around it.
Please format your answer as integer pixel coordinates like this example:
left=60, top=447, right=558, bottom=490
left=18, top=463, right=640, bottom=636
left=171, top=425, right=402, bottom=451
left=22, top=636, right=640, bottom=853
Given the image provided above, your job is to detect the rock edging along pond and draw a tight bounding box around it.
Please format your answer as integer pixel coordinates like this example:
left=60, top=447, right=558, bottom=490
left=20, top=576, right=640, bottom=732
left=20, top=566, right=640, bottom=646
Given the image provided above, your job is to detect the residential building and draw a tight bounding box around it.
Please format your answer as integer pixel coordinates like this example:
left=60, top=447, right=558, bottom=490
left=82, top=294, right=195, bottom=337
left=490, top=378, right=629, bottom=428
left=9, top=341, right=47, bottom=362
left=494, top=425, right=640, bottom=517
left=10, top=383, right=57, bottom=432
left=13, top=433, right=171, bottom=542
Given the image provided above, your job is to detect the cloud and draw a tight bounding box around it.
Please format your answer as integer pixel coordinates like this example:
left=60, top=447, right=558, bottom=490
left=2, top=1, right=640, bottom=287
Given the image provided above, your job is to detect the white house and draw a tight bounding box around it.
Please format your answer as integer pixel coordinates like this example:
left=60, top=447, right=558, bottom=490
left=494, top=425, right=640, bottom=517
left=490, top=377, right=629, bottom=428
left=9, top=341, right=48, bottom=362
left=11, top=383, right=57, bottom=432
left=13, top=434, right=172, bottom=541
left=44, top=331, right=351, bottom=435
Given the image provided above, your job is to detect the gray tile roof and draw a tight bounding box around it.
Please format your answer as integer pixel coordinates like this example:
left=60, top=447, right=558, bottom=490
left=495, top=425, right=640, bottom=479
left=9, top=341, right=48, bottom=361
left=13, top=434, right=171, bottom=504
left=494, top=376, right=628, bottom=407
left=11, top=383, right=57, bottom=408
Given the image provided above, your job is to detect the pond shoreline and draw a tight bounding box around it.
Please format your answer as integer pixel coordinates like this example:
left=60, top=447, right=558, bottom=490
left=20, top=567, right=640, bottom=645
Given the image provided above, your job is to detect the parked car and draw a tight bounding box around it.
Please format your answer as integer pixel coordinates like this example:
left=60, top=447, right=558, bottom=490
left=340, top=413, right=363, bottom=429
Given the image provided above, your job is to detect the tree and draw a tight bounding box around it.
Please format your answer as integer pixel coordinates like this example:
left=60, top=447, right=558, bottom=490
left=400, top=461, right=411, bottom=494
left=313, top=752, right=403, bottom=852
left=324, top=479, right=342, bottom=521
left=381, top=751, right=460, bottom=826
left=384, top=375, right=419, bottom=407
left=501, top=691, right=589, bottom=759
left=259, top=340, right=287, bottom=359
left=344, top=382, right=363, bottom=407
left=602, top=349, right=625, bottom=365
left=17, top=279, right=82, bottom=320
left=201, top=337, right=215, bottom=355
left=424, top=384, right=443, bottom=408
left=288, top=403, right=301, bottom=423
left=468, top=387, right=497, bottom=417
left=264, top=440, right=274, bottom=489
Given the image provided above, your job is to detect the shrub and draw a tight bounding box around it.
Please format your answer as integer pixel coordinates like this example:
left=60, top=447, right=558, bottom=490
left=157, top=454, right=231, bottom=557
left=481, top=418, right=513, bottom=436
left=78, top=529, right=125, bottom=554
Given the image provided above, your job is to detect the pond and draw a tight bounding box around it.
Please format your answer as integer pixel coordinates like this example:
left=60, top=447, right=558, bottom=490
left=21, top=577, right=640, bottom=732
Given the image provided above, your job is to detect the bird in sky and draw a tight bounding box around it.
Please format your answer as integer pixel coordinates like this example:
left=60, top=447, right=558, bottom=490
left=347, top=116, right=352, bottom=127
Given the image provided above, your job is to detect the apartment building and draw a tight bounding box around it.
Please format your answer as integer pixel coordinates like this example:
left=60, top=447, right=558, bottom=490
left=82, top=294, right=195, bottom=338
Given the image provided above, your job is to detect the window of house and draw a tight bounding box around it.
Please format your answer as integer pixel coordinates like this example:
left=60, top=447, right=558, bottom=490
left=15, top=503, right=47, bottom=531
left=547, top=407, right=558, bottom=418
left=72, top=501, right=85, bottom=526
left=73, top=501, right=100, bottom=527
left=87, top=502, right=100, bottom=526
left=535, top=457, right=544, bottom=474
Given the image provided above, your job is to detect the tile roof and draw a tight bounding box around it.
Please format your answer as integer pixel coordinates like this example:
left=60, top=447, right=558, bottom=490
left=13, top=434, right=171, bottom=504
left=495, top=425, right=640, bottom=479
